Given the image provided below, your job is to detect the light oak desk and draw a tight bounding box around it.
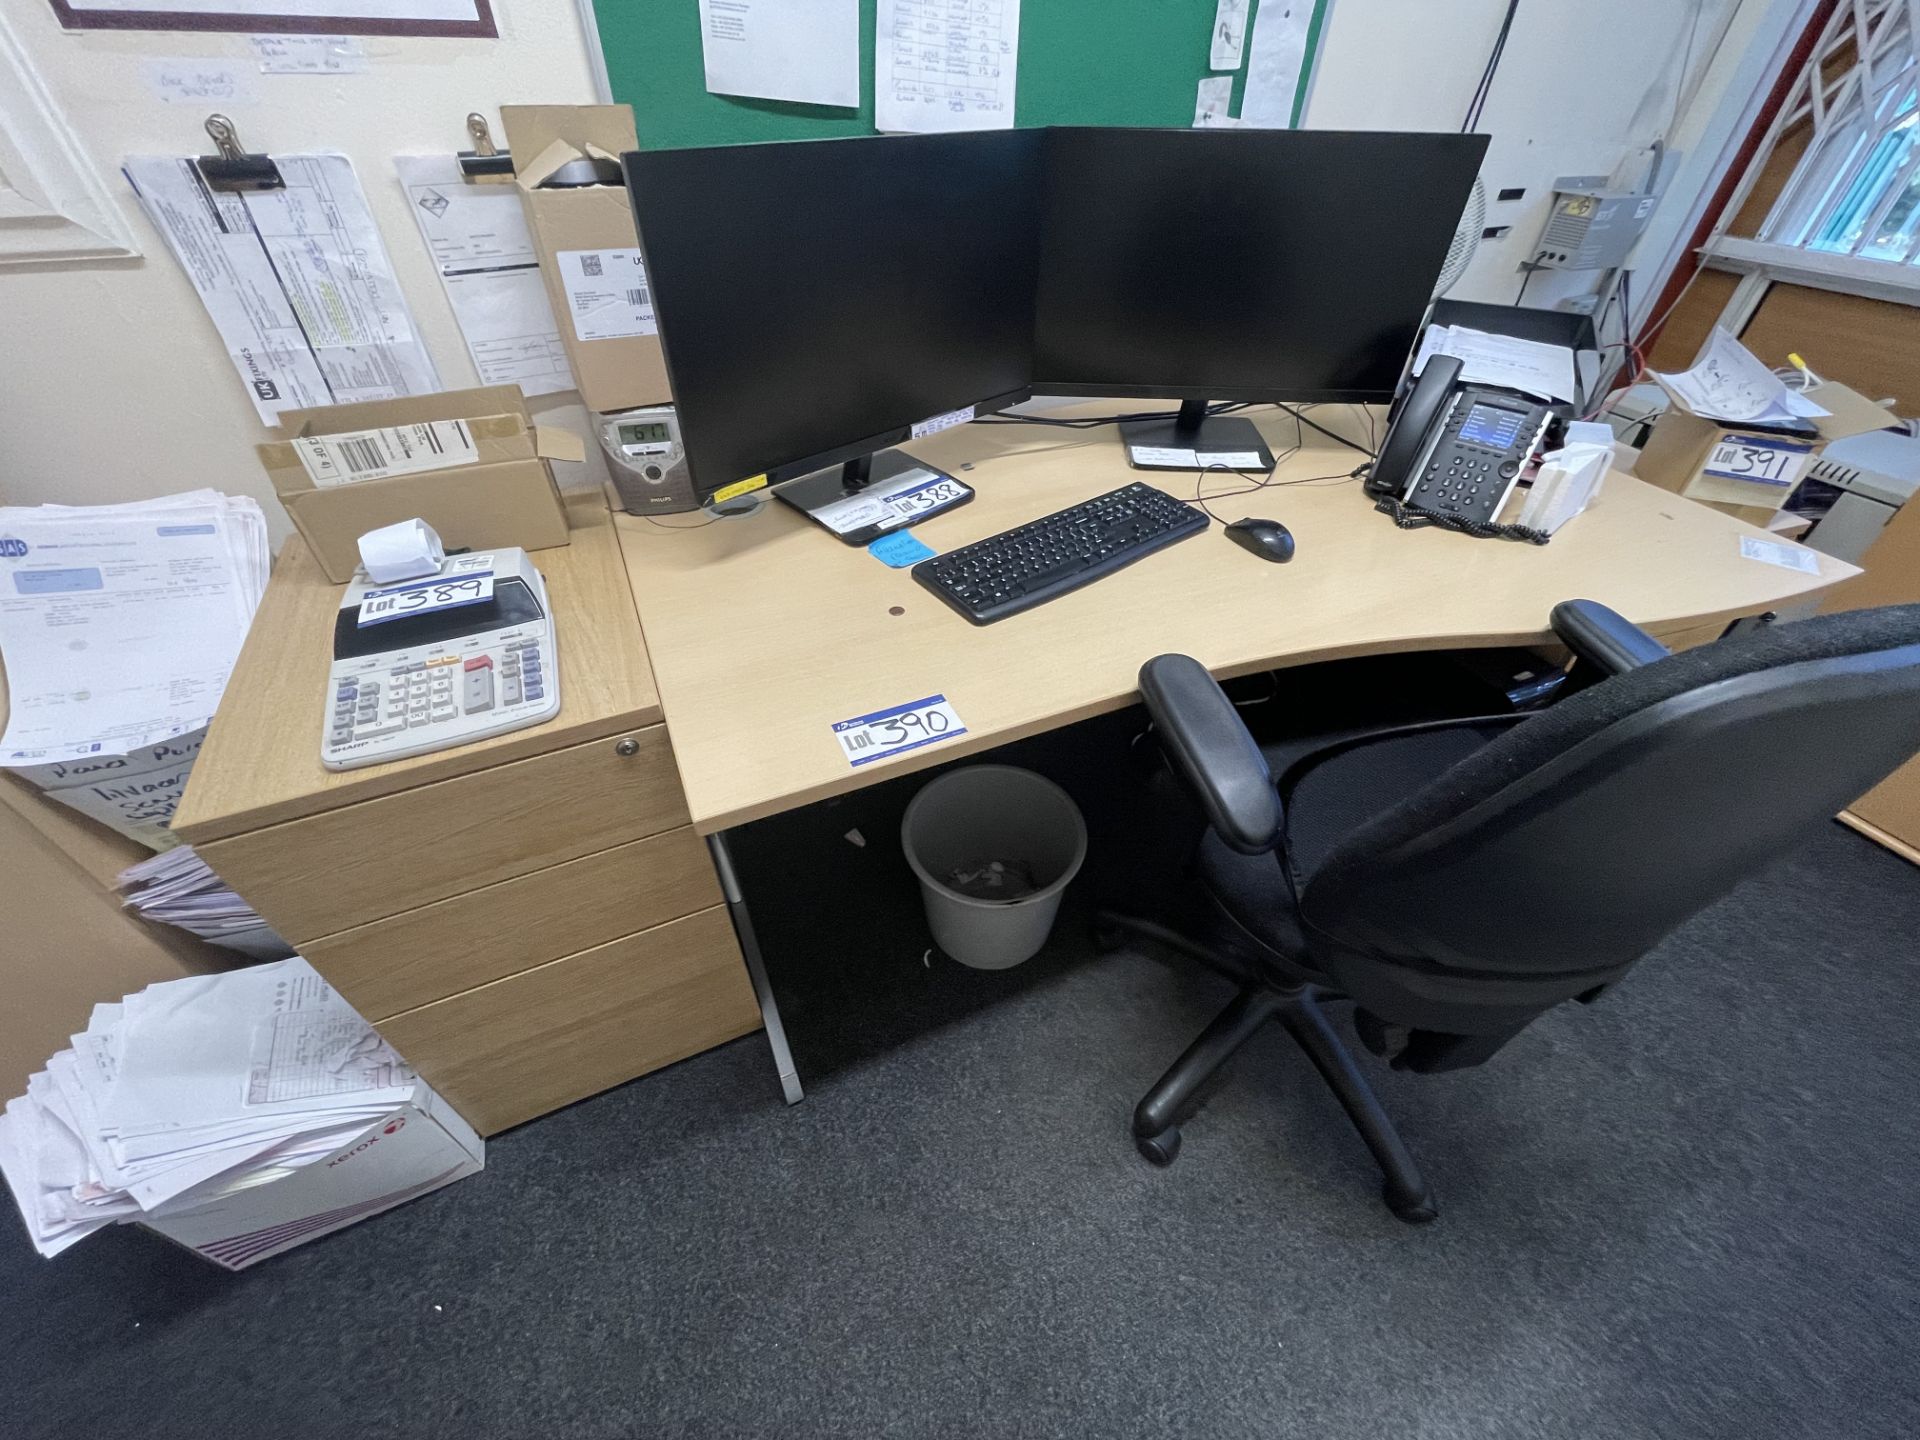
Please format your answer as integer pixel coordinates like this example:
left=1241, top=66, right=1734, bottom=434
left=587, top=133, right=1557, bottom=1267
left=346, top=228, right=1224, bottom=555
left=615, top=403, right=1856, bottom=1103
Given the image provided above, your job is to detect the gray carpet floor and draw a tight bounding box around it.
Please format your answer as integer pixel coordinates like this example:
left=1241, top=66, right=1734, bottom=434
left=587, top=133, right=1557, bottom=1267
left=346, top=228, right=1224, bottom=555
left=8, top=676, right=1919, bottom=1439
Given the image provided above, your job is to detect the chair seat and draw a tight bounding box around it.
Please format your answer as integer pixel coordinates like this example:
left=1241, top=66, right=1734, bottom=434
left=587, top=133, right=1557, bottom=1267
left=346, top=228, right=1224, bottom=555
left=1198, top=721, right=1511, bottom=968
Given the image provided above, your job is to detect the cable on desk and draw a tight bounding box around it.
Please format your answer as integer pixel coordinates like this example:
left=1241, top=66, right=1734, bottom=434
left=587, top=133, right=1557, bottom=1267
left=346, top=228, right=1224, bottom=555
left=1373, top=493, right=1550, bottom=545
left=1274, top=403, right=1375, bottom=456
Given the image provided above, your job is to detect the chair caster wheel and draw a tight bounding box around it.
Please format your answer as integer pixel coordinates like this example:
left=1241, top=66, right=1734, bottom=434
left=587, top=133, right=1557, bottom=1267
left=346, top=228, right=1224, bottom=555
left=1386, top=1185, right=1438, bottom=1224
left=1135, top=1127, right=1181, bottom=1166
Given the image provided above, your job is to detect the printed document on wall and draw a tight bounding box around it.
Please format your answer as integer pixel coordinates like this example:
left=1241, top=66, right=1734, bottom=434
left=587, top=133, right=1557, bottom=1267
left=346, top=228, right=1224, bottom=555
left=699, top=0, right=860, bottom=108
left=394, top=155, right=572, bottom=397
left=876, top=0, right=1021, bottom=134
left=1240, top=0, right=1317, bottom=128
left=125, top=154, right=439, bottom=424
left=1209, top=0, right=1249, bottom=69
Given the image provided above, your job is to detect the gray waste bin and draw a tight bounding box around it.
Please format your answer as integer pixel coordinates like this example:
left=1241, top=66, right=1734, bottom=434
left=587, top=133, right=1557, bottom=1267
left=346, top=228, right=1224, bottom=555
left=900, top=765, right=1088, bottom=969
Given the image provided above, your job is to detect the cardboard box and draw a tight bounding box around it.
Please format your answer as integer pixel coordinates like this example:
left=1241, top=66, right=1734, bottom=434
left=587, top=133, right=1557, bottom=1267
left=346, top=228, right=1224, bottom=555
left=142, top=1082, right=483, bottom=1270
left=258, top=385, right=584, bottom=583
left=501, top=105, right=672, bottom=414
left=1638, top=381, right=1899, bottom=526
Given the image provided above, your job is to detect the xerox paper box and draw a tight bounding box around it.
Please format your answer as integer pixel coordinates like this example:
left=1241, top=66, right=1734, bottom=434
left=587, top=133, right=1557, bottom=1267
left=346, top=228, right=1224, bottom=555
left=141, top=1082, right=483, bottom=1270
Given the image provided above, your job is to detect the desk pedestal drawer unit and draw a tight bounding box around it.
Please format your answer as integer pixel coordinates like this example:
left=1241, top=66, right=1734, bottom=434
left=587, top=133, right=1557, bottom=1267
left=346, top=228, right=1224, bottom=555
left=172, top=500, right=764, bottom=1135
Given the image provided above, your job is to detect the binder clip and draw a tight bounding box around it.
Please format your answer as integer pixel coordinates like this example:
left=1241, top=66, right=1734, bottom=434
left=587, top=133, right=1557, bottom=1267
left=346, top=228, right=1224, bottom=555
left=458, top=113, right=514, bottom=181
left=195, top=114, right=282, bottom=193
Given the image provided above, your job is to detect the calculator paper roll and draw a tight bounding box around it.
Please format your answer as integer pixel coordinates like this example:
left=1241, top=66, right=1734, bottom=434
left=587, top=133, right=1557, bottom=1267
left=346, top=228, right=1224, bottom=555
left=358, top=518, right=445, bottom=584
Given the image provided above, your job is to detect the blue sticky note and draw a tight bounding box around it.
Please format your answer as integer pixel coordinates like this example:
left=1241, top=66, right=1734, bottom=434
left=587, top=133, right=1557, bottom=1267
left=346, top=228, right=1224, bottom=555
left=869, top=531, right=935, bottom=568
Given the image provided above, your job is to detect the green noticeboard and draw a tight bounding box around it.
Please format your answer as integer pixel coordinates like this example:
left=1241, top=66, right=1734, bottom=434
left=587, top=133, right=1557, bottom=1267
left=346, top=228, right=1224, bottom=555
left=591, top=0, right=1332, bottom=151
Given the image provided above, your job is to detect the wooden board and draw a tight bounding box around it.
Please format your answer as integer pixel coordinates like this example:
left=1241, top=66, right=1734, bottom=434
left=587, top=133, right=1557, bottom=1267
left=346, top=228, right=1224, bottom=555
left=375, top=906, right=758, bottom=1135
left=616, top=403, right=1858, bottom=835
left=0, top=791, right=236, bottom=1096
left=1739, top=284, right=1920, bottom=416
left=303, top=825, right=720, bottom=1021
left=195, top=724, right=689, bottom=942
left=172, top=494, right=663, bottom=845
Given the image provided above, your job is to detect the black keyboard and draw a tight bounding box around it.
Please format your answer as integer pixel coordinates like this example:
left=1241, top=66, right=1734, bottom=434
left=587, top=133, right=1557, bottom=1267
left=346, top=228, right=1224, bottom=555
left=912, top=482, right=1207, bottom=625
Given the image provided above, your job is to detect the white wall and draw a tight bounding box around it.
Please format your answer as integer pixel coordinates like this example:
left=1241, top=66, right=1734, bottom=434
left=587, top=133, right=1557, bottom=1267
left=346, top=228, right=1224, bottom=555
left=1307, top=0, right=1802, bottom=324
left=0, top=0, right=1804, bottom=536
left=0, top=0, right=605, bottom=540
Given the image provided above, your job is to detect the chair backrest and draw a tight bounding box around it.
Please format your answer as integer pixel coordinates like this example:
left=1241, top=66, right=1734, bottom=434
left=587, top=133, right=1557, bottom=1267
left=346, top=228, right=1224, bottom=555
left=1300, top=604, right=1920, bottom=1039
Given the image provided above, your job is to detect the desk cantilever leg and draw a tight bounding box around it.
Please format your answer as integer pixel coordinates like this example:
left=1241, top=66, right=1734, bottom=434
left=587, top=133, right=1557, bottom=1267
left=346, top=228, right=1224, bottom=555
left=708, top=832, right=804, bottom=1105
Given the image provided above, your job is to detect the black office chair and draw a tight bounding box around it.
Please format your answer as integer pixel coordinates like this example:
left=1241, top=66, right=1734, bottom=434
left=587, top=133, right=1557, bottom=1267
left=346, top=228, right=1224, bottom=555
left=1098, top=599, right=1920, bottom=1222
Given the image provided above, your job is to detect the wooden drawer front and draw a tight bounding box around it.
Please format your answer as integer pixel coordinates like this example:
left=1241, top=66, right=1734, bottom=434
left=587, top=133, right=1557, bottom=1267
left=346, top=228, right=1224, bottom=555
left=376, top=906, right=758, bottom=1135
left=199, top=725, right=688, bottom=941
left=303, top=826, right=721, bottom=1021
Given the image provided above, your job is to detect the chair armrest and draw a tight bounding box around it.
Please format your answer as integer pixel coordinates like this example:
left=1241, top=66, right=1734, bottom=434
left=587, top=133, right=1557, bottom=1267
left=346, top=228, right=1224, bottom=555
left=1138, top=654, right=1281, bottom=855
left=1550, top=599, right=1671, bottom=677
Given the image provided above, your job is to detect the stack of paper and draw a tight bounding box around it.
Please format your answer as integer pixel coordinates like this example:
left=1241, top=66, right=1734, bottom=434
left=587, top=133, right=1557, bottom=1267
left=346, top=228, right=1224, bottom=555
left=0, top=490, right=268, bottom=849
left=1414, top=325, right=1579, bottom=406
left=1651, top=327, right=1832, bottom=426
left=0, top=959, right=416, bottom=1258
left=118, top=846, right=290, bottom=960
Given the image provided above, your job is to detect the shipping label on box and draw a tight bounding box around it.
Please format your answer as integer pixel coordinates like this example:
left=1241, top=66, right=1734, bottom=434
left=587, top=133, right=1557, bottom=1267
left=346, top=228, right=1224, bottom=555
left=294, top=421, right=480, bottom=487
left=554, top=248, right=656, bottom=341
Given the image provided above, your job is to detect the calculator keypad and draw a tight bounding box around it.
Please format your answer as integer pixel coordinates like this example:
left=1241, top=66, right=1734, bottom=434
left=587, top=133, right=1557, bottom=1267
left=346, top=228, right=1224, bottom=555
left=326, top=638, right=552, bottom=757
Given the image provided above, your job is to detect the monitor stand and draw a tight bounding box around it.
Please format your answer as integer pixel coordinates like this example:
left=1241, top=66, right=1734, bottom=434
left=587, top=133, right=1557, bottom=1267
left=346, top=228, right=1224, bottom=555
left=774, top=448, right=974, bottom=547
left=1119, top=399, right=1275, bottom=474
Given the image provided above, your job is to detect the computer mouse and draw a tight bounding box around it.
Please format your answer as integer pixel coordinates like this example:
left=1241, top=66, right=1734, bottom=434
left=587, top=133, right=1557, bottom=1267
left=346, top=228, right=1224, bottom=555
left=1225, top=518, right=1296, bottom=563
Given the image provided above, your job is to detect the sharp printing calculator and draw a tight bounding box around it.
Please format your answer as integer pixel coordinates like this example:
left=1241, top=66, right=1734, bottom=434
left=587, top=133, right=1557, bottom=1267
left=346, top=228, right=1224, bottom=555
left=321, top=548, right=560, bottom=771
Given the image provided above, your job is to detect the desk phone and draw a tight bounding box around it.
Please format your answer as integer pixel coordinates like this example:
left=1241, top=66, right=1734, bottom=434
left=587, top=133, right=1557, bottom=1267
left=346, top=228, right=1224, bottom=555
left=322, top=548, right=559, bottom=771
left=1371, top=355, right=1557, bottom=529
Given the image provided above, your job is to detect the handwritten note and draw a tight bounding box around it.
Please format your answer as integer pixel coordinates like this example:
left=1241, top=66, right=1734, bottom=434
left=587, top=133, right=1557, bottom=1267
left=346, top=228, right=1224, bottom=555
left=141, top=60, right=254, bottom=105
left=250, top=35, right=367, bottom=74
left=876, top=0, right=1022, bottom=134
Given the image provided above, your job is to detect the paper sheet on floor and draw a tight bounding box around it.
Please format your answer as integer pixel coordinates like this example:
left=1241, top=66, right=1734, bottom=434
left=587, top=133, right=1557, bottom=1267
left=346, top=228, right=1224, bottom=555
left=125, top=153, right=439, bottom=424
left=0, top=960, right=434, bottom=1259
left=876, top=0, right=1021, bottom=133
left=393, top=155, right=573, bottom=398
left=699, top=0, right=860, bottom=107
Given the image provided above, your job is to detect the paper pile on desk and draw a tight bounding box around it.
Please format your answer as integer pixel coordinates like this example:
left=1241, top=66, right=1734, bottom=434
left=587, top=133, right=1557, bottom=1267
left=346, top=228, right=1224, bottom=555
left=0, top=490, right=268, bottom=849
left=1414, top=325, right=1579, bottom=406
left=1650, top=327, right=1831, bottom=426
left=0, top=959, right=481, bottom=1268
left=118, top=845, right=291, bottom=961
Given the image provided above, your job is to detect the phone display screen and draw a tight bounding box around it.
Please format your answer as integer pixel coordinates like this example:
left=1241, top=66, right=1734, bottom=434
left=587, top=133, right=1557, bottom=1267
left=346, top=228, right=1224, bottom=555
left=1458, top=403, right=1527, bottom=451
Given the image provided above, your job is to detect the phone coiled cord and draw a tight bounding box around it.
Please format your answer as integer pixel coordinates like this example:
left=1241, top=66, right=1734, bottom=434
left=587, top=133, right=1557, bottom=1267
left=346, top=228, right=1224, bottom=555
left=1373, top=494, right=1551, bottom=545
